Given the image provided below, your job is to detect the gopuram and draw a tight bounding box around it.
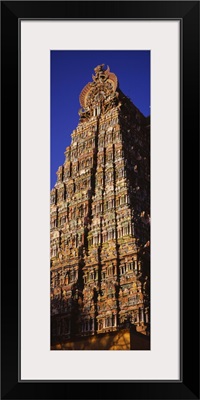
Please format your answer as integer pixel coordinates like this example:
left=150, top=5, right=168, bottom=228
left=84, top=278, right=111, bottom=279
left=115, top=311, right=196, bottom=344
left=50, top=65, right=150, bottom=350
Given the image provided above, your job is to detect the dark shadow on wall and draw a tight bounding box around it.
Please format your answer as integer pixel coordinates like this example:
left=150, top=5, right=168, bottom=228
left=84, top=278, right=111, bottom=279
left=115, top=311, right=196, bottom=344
left=51, top=328, right=150, bottom=350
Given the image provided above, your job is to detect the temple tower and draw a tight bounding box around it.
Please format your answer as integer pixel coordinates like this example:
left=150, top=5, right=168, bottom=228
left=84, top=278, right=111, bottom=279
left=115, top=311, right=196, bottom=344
left=50, top=65, right=150, bottom=345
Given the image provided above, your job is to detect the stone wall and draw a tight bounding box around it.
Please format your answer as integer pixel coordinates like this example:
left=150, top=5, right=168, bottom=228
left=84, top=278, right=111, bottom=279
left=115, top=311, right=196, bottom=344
left=51, top=328, right=150, bottom=350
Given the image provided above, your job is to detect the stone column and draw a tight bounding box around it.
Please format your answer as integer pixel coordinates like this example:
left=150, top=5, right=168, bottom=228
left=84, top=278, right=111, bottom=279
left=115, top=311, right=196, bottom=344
left=137, top=309, right=139, bottom=324
left=140, top=307, right=144, bottom=323
left=145, top=308, right=149, bottom=323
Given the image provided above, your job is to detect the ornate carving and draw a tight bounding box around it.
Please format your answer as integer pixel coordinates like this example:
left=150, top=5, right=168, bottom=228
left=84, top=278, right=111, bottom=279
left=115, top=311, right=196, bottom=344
left=79, top=65, right=118, bottom=121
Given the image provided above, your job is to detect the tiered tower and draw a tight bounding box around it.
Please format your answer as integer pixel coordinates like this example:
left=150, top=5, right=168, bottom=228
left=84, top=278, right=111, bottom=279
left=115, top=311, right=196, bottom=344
left=50, top=65, right=150, bottom=346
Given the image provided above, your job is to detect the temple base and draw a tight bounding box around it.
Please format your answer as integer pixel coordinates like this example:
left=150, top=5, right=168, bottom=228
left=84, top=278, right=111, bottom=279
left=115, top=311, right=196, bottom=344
left=51, top=327, right=150, bottom=350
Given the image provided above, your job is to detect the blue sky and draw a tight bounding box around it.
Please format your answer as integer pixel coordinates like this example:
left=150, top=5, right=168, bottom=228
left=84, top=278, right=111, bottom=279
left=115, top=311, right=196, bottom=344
left=51, top=50, right=150, bottom=189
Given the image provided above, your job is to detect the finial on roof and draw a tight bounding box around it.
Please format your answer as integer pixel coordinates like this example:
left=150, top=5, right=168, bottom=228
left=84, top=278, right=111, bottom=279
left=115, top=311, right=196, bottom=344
left=79, top=65, right=118, bottom=109
left=94, top=64, right=105, bottom=74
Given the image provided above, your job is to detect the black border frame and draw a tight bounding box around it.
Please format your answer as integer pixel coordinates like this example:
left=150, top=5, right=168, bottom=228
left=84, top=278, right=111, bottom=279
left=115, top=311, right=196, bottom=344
left=1, top=1, right=199, bottom=399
